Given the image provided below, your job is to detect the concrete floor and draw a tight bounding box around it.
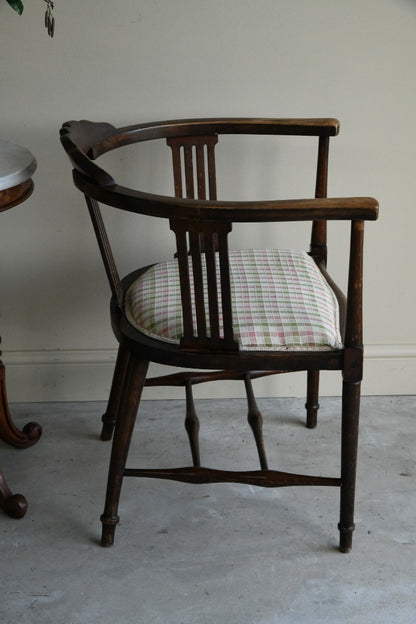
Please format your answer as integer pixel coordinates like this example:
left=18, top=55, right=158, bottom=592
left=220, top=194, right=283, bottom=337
left=1, top=395, right=415, bottom=623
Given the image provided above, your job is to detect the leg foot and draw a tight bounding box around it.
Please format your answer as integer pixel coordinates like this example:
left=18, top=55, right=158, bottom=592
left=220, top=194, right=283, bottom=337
left=338, top=522, right=354, bottom=553
left=22, top=421, right=43, bottom=443
left=4, top=493, right=28, bottom=519
left=100, top=418, right=116, bottom=443
left=100, top=513, right=119, bottom=547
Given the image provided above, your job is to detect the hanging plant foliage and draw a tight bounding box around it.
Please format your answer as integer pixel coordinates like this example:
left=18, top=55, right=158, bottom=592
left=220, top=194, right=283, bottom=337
left=5, top=0, right=55, bottom=37
left=6, top=0, right=24, bottom=14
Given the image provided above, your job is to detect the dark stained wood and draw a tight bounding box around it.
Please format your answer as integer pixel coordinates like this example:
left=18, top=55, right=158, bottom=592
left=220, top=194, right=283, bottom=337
left=338, top=380, right=361, bottom=553
left=0, top=471, right=27, bottom=519
left=184, top=379, right=200, bottom=467
left=170, top=218, right=239, bottom=353
left=85, top=195, right=123, bottom=309
left=167, top=134, right=218, bottom=200
left=87, top=118, right=341, bottom=160
left=0, top=363, right=42, bottom=449
left=310, top=135, right=330, bottom=265
left=60, top=117, right=378, bottom=551
left=244, top=374, right=268, bottom=470
left=305, top=370, right=320, bottom=429
left=100, top=344, right=130, bottom=441
left=73, top=172, right=378, bottom=223
left=123, top=466, right=341, bottom=488
left=144, top=369, right=285, bottom=386
left=0, top=179, right=34, bottom=213
left=101, top=356, right=149, bottom=547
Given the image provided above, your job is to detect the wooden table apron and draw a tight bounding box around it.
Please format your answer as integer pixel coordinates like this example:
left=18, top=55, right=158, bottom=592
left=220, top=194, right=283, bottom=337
left=0, top=140, right=41, bottom=519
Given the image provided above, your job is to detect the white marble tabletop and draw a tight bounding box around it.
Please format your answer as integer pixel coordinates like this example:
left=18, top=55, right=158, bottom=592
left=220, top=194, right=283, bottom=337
left=0, top=139, right=37, bottom=191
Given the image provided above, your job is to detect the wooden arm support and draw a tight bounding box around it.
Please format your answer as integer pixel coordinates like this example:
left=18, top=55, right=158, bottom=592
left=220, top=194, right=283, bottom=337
left=73, top=171, right=378, bottom=223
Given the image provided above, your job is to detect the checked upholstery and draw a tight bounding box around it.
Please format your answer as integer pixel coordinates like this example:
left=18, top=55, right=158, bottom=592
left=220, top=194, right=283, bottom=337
left=125, top=248, right=342, bottom=351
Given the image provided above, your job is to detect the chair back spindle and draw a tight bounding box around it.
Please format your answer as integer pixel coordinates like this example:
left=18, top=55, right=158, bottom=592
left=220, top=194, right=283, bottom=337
left=85, top=195, right=123, bottom=308
left=170, top=218, right=238, bottom=353
left=310, top=135, right=330, bottom=264
left=167, top=135, right=218, bottom=200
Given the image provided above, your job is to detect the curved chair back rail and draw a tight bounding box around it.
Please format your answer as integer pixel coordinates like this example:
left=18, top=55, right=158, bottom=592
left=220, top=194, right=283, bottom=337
left=61, top=118, right=377, bottom=220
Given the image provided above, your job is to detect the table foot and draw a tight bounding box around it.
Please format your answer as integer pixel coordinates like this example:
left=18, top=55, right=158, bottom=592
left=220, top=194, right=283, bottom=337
left=0, top=467, right=27, bottom=518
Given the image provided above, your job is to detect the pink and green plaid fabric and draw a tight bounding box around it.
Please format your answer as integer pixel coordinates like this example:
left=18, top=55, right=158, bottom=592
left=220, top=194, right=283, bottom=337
left=125, top=249, right=342, bottom=351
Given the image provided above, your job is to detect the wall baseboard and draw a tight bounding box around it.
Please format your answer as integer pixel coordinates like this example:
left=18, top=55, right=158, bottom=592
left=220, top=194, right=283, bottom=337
left=2, top=345, right=416, bottom=403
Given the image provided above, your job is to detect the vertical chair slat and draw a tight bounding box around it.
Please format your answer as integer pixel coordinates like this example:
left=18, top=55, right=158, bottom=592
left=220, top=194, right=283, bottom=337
left=189, top=229, right=207, bottom=337
left=206, top=142, right=217, bottom=200
left=203, top=228, right=220, bottom=340
left=170, top=144, right=183, bottom=198
left=217, top=223, right=236, bottom=347
left=167, top=135, right=218, bottom=200
left=173, top=223, right=194, bottom=341
left=195, top=144, right=206, bottom=200
left=170, top=218, right=237, bottom=352
left=183, top=145, right=195, bottom=198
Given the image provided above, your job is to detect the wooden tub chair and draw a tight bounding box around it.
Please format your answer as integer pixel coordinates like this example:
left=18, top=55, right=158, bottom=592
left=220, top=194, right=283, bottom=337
left=60, top=117, right=378, bottom=551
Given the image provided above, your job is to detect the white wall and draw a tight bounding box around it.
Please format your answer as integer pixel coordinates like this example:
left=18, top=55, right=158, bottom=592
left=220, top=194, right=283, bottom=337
left=1, top=0, right=414, bottom=402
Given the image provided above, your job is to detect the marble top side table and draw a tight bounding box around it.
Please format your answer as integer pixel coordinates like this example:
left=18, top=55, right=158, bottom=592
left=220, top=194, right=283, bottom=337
left=0, top=139, right=42, bottom=518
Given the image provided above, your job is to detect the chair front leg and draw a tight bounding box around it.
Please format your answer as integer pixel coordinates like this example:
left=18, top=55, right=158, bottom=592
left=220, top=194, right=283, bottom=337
left=338, top=379, right=361, bottom=553
left=100, top=345, right=130, bottom=441
left=101, top=355, right=149, bottom=547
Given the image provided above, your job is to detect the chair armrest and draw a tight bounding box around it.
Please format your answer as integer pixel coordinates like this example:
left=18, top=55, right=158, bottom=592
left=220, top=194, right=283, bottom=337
left=199, top=196, right=379, bottom=223
left=74, top=175, right=378, bottom=224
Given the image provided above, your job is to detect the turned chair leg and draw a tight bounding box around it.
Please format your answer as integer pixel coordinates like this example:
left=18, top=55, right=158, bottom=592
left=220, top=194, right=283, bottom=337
left=244, top=374, right=268, bottom=470
left=101, top=356, right=149, bottom=547
left=184, top=380, right=201, bottom=467
left=338, top=380, right=361, bottom=553
left=100, top=345, right=130, bottom=441
left=305, top=370, right=320, bottom=429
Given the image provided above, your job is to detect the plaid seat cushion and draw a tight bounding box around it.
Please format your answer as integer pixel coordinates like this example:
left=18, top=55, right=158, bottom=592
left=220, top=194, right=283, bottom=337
left=125, top=249, right=342, bottom=351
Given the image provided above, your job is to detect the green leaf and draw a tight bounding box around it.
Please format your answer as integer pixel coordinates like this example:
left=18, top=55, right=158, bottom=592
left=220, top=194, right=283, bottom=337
left=6, top=0, right=24, bottom=15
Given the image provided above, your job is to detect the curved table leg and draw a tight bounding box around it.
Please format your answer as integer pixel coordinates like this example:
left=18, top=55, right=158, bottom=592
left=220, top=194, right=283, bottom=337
left=0, top=359, right=41, bottom=519
left=0, top=361, right=42, bottom=448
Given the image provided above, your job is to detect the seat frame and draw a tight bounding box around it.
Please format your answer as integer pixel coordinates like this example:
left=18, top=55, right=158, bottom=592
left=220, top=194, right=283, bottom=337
left=60, top=118, right=378, bottom=551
